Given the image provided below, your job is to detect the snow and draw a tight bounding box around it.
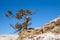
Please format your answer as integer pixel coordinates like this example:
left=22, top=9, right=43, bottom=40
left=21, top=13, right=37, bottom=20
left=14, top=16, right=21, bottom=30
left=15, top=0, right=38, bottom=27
left=22, top=32, right=60, bottom=40
left=0, top=34, right=18, bottom=40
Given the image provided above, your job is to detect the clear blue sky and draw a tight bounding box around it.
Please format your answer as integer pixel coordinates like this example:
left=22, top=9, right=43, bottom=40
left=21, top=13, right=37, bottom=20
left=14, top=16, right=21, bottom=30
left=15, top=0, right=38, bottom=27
left=0, top=0, right=60, bottom=34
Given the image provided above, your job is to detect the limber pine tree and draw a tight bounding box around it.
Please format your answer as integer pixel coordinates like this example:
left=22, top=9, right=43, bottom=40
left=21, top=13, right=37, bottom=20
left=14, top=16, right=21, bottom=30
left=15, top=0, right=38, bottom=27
left=5, top=9, right=36, bottom=33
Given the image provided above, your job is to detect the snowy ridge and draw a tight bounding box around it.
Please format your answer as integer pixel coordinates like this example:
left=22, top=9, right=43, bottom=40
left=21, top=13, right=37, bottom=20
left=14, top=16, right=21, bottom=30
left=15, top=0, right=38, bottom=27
left=52, top=16, right=60, bottom=22
left=44, top=16, right=60, bottom=26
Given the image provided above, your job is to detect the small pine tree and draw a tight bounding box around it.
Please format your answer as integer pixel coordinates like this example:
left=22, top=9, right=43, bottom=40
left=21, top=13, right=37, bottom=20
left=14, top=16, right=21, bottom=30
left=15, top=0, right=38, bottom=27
left=5, top=9, right=36, bottom=33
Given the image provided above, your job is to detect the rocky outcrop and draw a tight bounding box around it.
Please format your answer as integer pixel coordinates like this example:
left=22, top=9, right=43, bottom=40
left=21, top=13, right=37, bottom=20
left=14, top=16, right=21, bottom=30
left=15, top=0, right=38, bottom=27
left=18, top=16, right=60, bottom=40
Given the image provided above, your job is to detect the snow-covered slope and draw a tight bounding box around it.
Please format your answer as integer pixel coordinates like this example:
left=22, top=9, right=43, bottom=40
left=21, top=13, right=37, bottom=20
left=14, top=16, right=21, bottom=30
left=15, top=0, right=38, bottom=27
left=22, top=32, right=60, bottom=40
left=0, top=34, right=18, bottom=40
